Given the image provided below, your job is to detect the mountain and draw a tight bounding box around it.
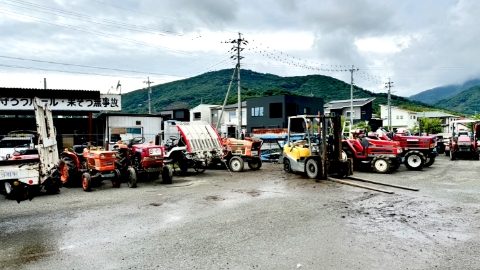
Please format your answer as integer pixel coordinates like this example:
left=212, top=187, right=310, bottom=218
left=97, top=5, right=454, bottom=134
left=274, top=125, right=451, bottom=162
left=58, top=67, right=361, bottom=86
left=121, top=69, right=436, bottom=115
left=409, top=78, right=480, bottom=104
left=433, top=85, right=480, bottom=115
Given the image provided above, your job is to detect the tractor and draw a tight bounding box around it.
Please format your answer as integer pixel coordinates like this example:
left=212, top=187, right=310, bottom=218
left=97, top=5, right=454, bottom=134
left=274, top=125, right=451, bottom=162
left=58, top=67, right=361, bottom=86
left=447, top=120, right=480, bottom=160
left=370, top=128, right=437, bottom=170
left=113, top=137, right=173, bottom=187
left=342, top=130, right=403, bottom=173
left=59, top=142, right=121, bottom=191
left=280, top=115, right=353, bottom=180
left=222, top=137, right=263, bottom=172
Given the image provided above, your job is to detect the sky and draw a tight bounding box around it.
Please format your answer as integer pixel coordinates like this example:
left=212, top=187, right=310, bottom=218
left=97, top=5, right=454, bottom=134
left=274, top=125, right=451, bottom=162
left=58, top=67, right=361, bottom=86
left=0, top=0, right=479, bottom=98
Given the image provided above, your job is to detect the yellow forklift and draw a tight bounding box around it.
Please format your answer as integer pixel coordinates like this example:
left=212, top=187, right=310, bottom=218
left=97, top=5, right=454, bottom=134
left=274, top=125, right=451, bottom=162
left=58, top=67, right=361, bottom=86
left=280, top=115, right=352, bottom=180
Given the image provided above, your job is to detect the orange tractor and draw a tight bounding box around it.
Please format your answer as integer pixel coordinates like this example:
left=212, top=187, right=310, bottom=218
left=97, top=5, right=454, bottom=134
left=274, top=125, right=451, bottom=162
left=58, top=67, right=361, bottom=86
left=222, top=137, right=263, bottom=172
left=59, top=142, right=121, bottom=191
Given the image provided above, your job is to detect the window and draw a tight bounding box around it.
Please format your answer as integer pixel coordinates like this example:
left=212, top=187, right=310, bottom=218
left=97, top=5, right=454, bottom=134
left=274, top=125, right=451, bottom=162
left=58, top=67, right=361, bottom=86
left=251, top=107, right=264, bottom=117
left=212, top=113, right=217, bottom=118
left=304, top=107, right=311, bottom=114
left=413, top=116, right=416, bottom=119
left=270, top=103, right=282, bottom=118
left=126, top=128, right=141, bottom=134
left=346, top=111, right=355, bottom=118
left=400, top=115, right=403, bottom=120
left=175, top=110, right=184, bottom=119
left=194, top=112, right=201, bottom=120
left=331, top=112, right=336, bottom=117
left=396, top=115, right=399, bottom=119
left=228, top=111, right=236, bottom=121
left=136, top=120, right=141, bottom=125
left=361, top=111, right=366, bottom=115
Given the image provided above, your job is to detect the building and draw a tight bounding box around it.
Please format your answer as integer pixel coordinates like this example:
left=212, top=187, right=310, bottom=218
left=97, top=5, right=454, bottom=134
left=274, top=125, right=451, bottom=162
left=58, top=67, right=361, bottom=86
left=380, top=105, right=418, bottom=130
left=210, top=101, right=247, bottom=137
left=246, top=94, right=324, bottom=133
left=190, top=104, right=218, bottom=123
left=324, top=98, right=375, bottom=125
left=159, top=101, right=189, bottom=122
left=417, top=111, right=460, bottom=133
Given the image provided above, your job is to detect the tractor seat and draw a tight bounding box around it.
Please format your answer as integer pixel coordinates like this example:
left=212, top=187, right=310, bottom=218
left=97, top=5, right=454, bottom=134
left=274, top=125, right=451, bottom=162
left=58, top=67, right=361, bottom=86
left=73, top=145, right=85, bottom=156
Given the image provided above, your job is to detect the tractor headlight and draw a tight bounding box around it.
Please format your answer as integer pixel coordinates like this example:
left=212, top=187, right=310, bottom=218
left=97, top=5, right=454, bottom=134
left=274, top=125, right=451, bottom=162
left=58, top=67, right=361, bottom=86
left=149, top=148, right=162, bottom=155
left=100, top=154, right=105, bottom=159
left=112, top=153, right=116, bottom=158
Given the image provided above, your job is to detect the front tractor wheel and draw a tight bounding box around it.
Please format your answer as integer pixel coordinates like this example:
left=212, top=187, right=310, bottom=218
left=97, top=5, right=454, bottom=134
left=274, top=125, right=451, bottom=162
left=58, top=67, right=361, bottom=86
left=371, top=156, right=392, bottom=173
left=161, top=165, right=173, bottom=184
left=127, top=167, right=137, bottom=188
left=305, top=159, right=321, bottom=179
left=111, top=169, right=121, bottom=188
left=229, top=156, right=244, bottom=172
left=404, top=151, right=425, bottom=171
left=82, top=173, right=92, bottom=192
left=425, top=156, right=435, bottom=167
left=247, top=158, right=262, bottom=170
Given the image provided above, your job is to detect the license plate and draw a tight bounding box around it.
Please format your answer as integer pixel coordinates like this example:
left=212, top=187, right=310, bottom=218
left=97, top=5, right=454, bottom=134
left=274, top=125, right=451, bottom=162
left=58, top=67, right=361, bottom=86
left=251, top=151, right=258, bottom=155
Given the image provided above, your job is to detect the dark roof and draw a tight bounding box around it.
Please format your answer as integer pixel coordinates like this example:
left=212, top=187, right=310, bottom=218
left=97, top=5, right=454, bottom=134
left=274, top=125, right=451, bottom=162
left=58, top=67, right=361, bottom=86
left=325, top=98, right=375, bottom=109
left=0, top=87, right=101, bottom=99
left=162, top=101, right=189, bottom=110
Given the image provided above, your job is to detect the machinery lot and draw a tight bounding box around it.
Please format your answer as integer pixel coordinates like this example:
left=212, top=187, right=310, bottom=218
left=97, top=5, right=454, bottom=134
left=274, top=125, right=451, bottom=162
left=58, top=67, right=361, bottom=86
left=1, top=155, right=479, bottom=269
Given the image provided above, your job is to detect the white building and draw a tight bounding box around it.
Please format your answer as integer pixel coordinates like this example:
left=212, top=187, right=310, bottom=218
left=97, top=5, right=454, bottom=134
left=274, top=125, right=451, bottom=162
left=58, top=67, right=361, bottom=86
left=417, top=111, right=460, bottom=133
left=190, top=104, right=218, bottom=123
left=380, top=105, right=418, bottom=130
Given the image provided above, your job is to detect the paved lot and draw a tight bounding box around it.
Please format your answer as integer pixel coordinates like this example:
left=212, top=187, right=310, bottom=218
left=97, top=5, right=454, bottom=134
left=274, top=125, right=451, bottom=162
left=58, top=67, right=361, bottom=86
left=1, top=154, right=479, bottom=269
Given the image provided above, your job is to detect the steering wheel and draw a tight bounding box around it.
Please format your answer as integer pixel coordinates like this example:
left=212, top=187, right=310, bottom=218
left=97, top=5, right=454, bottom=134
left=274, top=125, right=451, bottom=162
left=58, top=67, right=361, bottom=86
left=130, top=137, right=145, bottom=145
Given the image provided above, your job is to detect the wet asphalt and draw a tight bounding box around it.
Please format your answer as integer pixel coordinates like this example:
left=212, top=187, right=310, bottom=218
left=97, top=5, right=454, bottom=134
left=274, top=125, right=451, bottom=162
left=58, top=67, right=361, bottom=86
left=1, top=154, right=479, bottom=270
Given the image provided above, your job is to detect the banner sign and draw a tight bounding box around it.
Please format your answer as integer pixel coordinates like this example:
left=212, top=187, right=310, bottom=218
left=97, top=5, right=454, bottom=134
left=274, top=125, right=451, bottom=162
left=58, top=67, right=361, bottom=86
left=0, top=94, right=121, bottom=111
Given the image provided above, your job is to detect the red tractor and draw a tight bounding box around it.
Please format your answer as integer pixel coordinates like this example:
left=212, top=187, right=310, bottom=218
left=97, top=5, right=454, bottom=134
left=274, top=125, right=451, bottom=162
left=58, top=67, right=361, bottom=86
left=59, top=143, right=121, bottom=191
left=447, top=121, right=480, bottom=160
left=342, top=130, right=403, bottom=173
left=370, top=128, right=437, bottom=170
left=113, top=137, right=173, bottom=187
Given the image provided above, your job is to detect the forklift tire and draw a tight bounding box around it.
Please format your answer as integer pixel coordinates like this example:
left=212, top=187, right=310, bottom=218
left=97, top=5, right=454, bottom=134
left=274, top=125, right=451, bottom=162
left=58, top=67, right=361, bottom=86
left=425, top=157, right=435, bottom=167
left=283, top=159, right=293, bottom=173
left=305, top=159, right=321, bottom=179
left=404, top=151, right=425, bottom=171
left=127, top=167, right=137, bottom=188
left=112, top=169, right=121, bottom=188
left=82, top=173, right=92, bottom=192
left=371, top=156, right=391, bottom=173
left=161, top=165, right=173, bottom=184
left=229, top=156, right=244, bottom=172
left=247, top=158, right=262, bottom=170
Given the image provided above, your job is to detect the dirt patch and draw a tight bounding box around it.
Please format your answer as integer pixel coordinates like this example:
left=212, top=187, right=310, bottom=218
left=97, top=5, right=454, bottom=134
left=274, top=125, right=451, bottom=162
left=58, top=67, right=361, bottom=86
left=149, top=203, right=163, bottom=207
left=232, top=189, right=262, bottom=197
left=204, top=195, right=225, bottom=201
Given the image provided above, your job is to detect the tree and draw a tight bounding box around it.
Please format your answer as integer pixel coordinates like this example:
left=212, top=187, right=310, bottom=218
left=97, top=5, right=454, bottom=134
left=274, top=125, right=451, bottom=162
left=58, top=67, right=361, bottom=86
left=353, top=121, right=371, bottom=132
left=418, top=117, right=443, bottom=134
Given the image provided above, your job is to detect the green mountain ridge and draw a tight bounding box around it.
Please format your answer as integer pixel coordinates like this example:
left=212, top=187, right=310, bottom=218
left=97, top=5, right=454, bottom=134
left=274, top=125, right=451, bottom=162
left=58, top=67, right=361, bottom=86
left=433, top=85, right=480, bottom=115
left=121, top=69, right=441, bottom=116
left=409, top=78, right=480, bottom=105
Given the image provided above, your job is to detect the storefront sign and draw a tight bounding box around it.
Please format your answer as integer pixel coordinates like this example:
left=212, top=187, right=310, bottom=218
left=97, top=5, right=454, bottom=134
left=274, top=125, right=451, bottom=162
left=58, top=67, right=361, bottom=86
left=0, top=94, right=121, bottom=111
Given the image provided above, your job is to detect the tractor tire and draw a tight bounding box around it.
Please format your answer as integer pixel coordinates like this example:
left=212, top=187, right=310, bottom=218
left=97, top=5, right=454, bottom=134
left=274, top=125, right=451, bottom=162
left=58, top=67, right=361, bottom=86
left=449, top=150, right=455, bottom=161
left=371, top=156, right=392, bottom=173
left=404, top=151, right=425, bottom=171
left=127, top=167, right=137, bottom=188
left=161, top=165, right=173, bottom=184
left=82, top=172, right=92, bottom=192
left=229, top=156, right=244, bottom=172
left=247, top=158, right=262, bottom=170
left=178, top=159, right=189, bottom=173
left=3, top=181, right=12, bottom=198
left=60, top=156, right=77, bottom=185
left=305, top=159, right=321, bottom=179
left=283, top=159, right=293, bottom=173
left=194, top=161, right=207, bottom=173
left=111, top=169, right=121, bottom=187
left=425, top=156, right=435, bottom=167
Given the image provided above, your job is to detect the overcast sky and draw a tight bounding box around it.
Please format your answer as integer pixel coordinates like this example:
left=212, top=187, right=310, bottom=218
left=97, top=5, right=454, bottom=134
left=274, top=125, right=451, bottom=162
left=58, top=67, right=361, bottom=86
left=0, top=0, right=478, bottom=97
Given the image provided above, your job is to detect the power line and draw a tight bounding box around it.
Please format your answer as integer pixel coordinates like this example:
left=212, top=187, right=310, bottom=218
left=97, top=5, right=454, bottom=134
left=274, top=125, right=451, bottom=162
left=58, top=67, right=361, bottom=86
left=0, top=55, right=185, bottom=77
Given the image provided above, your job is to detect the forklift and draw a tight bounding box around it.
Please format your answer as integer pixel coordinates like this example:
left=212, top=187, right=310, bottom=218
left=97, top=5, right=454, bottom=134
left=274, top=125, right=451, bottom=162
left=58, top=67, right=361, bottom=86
left=279, top=115, right=353, bottom=180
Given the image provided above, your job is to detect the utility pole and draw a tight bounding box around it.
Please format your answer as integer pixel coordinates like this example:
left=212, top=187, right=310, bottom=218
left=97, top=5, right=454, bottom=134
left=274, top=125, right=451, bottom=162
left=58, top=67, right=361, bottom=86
left=226, top=32, right=248, bottom=139
left=349, top=66, right=359, bottom=132
left=385, top=79, right=394, bottom=131
left=143, top=77, right=154, bottom=114
left=44, top=78, right=47, bottom=90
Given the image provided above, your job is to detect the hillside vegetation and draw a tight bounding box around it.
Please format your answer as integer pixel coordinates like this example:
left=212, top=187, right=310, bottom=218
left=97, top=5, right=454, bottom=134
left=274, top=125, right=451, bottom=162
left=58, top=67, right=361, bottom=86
left=433, top=85, right=480, bottom=115
left=409, top=78, right=480, bottom=105
left=122, top=69, right=440, bottom=115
